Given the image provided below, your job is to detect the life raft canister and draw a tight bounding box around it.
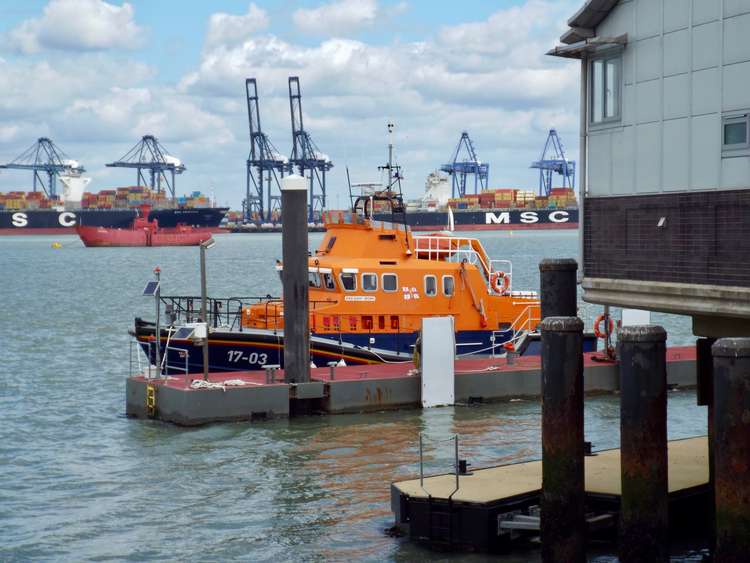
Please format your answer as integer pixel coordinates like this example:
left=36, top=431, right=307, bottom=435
left=594, top=315, right=614, bottom=339
left=490, top=271, right=510, bottom=294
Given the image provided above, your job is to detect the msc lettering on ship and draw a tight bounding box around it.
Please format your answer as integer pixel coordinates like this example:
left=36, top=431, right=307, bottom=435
left=10, top=211, right=77, bottom=228
left=484, top=210, right=570, bottom=225
left=11, top=212, right=28, bottom=227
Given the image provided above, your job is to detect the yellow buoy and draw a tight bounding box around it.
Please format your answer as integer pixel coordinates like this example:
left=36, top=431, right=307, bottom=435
left=51, top=242, right=62, bottom=249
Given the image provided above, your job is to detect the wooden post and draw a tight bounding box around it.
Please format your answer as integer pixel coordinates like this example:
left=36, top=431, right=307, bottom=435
left=281, top=175, right=310, bottom=384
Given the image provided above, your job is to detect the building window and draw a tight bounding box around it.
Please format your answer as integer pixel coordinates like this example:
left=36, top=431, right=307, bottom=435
left=362, top=273, right=378, bottom=292
left=443, top=275, right=455, bottom=297
left=382, top=273, right=398, bottom=292
left=424, top=275, right=437, bottom=297
left=723, top=114, right=749, bottom=155
left=340, top=272, right=357, bottom=291
left=322, top=272, right=336, bottom=290
left=590, top=54, right=621, bottom=124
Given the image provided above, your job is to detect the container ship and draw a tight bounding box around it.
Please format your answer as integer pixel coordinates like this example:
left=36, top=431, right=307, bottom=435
left=373, top=171, right=578, bottom=231
left=0, top=183, right=228, bottom=235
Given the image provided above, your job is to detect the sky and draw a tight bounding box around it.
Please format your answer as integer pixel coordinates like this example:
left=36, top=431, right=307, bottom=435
left=0, top=0, right=582, bottom=208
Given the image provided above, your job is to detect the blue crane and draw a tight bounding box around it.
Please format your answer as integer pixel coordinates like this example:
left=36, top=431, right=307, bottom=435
left=288, top=76, right=333, bottom=221
left=106, top=135, right=185, bottom=200
left=0, top=138, right=84, bottom=198
left=440, top=132, right=489, bottom=198
left=245, top=78, right=288, bottom=222
left=530, top=129, right=575, bottom=196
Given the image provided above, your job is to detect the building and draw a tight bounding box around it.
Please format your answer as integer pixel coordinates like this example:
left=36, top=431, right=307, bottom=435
left=549, top=0, right=750, bottom=338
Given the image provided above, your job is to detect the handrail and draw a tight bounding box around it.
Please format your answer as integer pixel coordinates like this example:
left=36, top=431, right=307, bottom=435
left=418, top=433, right=461, bottom=501
left=413, top=235, right=517, bottom=294
left=509, top=302, right=541, bottom=333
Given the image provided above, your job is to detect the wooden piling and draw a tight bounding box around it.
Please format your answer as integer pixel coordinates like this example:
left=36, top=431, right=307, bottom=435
left=618, top=325, right=668, bottom=563
left=540, top=316, right=585, bottom=563
left=711, top=337, right=750, bottom=562
left=539, top=258, right=578, bottom=320
left=281, top=175, right=310, bottom=384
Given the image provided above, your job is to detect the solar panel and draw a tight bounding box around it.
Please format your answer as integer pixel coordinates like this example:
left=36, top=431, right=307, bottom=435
left=172, top=326, right=195, bottom=340
left=143, top=281, right=160, bottom=296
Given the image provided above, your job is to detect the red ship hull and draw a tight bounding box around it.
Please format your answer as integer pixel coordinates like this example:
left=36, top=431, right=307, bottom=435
left=76, top=224, right=213, bottom=247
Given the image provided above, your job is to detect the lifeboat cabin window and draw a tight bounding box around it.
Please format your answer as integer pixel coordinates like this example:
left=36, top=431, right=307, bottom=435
left=323, top=272, right=336, bottom=290
left=382, top=273, right=398, bottom=292
left=425, top=275, right=437, bottom=297
left=309, top=271, right=322, bottom=288
left=362, top=273, right=378, bottom=292
left=443, top=275, right=455, bottom=297
left=340, top=272, right=357, bottom=291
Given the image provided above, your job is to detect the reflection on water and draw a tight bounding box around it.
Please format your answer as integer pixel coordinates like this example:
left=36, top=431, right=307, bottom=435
left=0, top=233, right=704, bottom=561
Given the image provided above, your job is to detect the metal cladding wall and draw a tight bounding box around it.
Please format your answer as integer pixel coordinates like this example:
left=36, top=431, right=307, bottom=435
left=577, top=0, right=750, bottom=319
left=584, top=189, right=750, bottom=287
left=586, top=0, right=750, bottom=196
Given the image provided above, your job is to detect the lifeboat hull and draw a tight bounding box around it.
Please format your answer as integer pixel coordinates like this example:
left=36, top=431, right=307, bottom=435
left=77, top=225, right=213, bottom=247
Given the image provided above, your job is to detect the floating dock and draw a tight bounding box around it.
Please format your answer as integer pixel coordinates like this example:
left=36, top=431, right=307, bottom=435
left=389, top=436, right=710, bottom=553
left=125, top=346, right=696, bottom=426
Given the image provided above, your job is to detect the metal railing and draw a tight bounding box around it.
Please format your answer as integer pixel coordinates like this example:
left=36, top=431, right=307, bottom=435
left=164, top=344, right=190, bottom=378
left=510, top=303, right=541, bottom=334
left=419, top=433, right=461, bottom=500
left=413, top=235, right=518, bottom=295
left=413, top=235, right=486, bottom=269
left=159, top=295, right=278, bottom=332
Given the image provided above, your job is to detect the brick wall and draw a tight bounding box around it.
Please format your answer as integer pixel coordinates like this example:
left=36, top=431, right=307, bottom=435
left=584, top=189, right=750, bottom=287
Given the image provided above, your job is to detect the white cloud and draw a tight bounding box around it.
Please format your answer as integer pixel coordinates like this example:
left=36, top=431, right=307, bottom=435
left=4, top=0, right=145, bottom=54
left=178, top=0, right=581, bottom=203
left=0, top=0, right=583, bottom=206
left=205, top=3, right=269, bottom=49
left=293, top=0, right=379, bottom=35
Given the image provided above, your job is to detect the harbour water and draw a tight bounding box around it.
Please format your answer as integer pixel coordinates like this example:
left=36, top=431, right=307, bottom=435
left=1, top=230, right=704, bottom=561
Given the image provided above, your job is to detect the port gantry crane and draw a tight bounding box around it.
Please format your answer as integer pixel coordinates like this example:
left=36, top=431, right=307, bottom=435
left=105, top=135, right=185, bottom=200
left=245, top=78, right=288, bottom=223
left=530, top=129, right=576, bottom=196
left=0, top=137, right=84, bottom=198
left=288, top=76, right=333, bottom=222
left=441, top=132, right=489, bottom=198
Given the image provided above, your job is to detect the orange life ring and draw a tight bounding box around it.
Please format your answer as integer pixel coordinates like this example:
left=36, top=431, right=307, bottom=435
left=594, top=315, right=614, bottom=339
left=490, top=271, right=510, bottom=294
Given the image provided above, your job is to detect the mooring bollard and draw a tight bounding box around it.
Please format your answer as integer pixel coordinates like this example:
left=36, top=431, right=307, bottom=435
left=618, top=325, right=668, bottom=563
left=696, top=337, right=717, bottom=550
left=539, top=258, right=578, bottom=320
left=540, top=316, right=585, bottom=563
left=281, top=175, right=310, bottom=384
left=711, top=338, right=750, bottom=561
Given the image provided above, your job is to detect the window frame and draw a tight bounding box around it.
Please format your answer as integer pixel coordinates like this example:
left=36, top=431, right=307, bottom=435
left=361, top=272, right=378, bottom=292
left=424, top=274, right=437, bottom=297
left=308, top=271, right=322, bottom=289
left=442, top=275, right=455, bottom=297
left=589, top=52, right=622, bottom=126
left=339, top=272, right=357, bottom=292
left=722, top=113, right=750, bottom=156
left=322, top=272, right=336, bottom=291
left=382, top=273, right=398, bottom=292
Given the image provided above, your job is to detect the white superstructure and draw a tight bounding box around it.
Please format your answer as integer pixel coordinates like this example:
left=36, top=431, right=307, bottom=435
left=421, top=171, right=450, bottom=207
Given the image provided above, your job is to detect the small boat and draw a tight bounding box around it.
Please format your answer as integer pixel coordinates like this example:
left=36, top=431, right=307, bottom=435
left=77, top=205, right=213, bottom=247
left=132, top=128, right=590, bottom=374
